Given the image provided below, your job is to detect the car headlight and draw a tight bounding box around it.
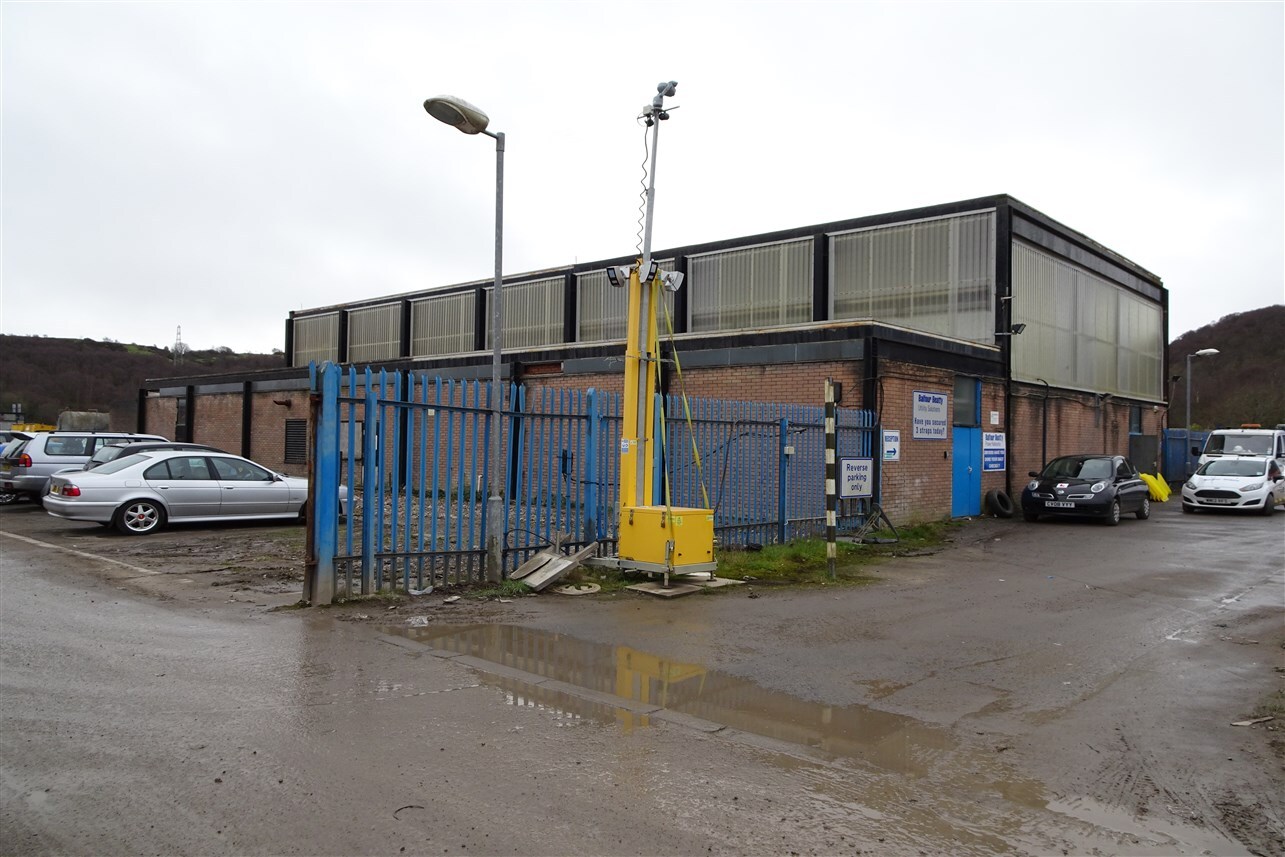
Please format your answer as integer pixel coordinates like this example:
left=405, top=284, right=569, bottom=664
left=1184, top=480, right=1197, bottom=490
left=1091, top=481, right=1107, bottom=493
left=1240, top=481, right=1265, bottom=491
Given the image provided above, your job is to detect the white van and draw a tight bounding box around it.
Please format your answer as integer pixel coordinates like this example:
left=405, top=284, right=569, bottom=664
left=1195, top=427, right=1285, bottom=470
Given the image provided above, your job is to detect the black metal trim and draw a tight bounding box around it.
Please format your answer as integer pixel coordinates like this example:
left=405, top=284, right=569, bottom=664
left=241, top=381, right=253, bottom=457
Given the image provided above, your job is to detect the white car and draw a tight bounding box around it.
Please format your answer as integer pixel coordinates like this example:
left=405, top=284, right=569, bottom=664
left=44, top=449, right=346, bottom=534
left=1181, top=457, right=1284, bottom=516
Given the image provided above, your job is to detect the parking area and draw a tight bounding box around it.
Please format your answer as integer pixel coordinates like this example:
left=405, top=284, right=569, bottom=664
left=3, top=490, right=1283, bottom=854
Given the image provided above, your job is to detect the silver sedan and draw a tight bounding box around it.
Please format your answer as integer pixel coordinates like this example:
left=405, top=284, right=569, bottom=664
left=44, top=450, right=346, bottom=535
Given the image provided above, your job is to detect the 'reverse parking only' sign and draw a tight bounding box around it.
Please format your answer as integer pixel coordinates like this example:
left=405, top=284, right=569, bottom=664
left=839, top=457, right=873, bottom=498
left=912, top=390, right=949, bottom=440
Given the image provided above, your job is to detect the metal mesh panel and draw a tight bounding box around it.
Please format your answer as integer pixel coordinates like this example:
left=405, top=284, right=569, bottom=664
left=1012, top=241, right=1162, bottom=399
left=688, top=240, right=813, bottom=333
left=347, top=303, right=402, bottom=364
left=292, top=313, right=339, bottom=366
left=831, top=211, right=995, bottom=343
left=411, top=291, right=476, bottom=356
left=485, top=277, right=563, bottom=349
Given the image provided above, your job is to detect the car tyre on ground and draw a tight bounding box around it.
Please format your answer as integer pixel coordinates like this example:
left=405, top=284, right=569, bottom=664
left=1136, top=497, right=1150, bottom=520
left=1262, top=497, right=1276, bottom=516
left=1104, top=499, right=1121, bottom=526
left=115, top=500, right=166, bottom=535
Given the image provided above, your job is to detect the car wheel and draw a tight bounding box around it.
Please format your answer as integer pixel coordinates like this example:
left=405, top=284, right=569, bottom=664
left=1136, top=496, right=1150, bottom=520
left=0, top=492, right=17, bottom=505
left=1104, top=499, right=1121, bottom=526
left=1262, top=495, right=1276, bottom=516
left=115, top=500, right=166, bottom=535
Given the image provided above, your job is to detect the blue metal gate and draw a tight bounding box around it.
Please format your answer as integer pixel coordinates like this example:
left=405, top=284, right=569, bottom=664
left=307, top=362, right=878, bottom=601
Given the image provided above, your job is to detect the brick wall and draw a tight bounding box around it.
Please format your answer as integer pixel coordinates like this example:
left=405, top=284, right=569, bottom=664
left=192, top=393, right=243, bottom=457
left=1009, top=385, right=1165, bottom=478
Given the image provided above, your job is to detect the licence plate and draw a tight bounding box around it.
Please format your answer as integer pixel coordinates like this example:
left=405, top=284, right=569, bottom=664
left=1204, top=498, right=1236, bottom=505
left=1045, top=501, right=1075, bottom=509
left=50, top=484, right=61, bottom=495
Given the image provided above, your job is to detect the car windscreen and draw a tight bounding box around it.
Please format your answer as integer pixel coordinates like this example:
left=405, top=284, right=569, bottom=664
left=1204, top=434, right=1274, bottom=455
left=91, top=445, right=132, bottom=464
left=1198, top=459, right=1268, bottom=477
left=1043, top=457, right=1114, bottom=480
left=91, top=453, right=160, bottom=475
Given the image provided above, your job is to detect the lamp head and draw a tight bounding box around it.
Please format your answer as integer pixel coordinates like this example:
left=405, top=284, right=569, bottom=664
left=423, top=95, right=490, bottom=135
left=1193, top=348, right=1220, bottom=357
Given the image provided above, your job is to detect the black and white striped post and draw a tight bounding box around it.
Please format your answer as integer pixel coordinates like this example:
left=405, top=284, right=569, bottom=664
left=824, top=378, right=837, bottom=580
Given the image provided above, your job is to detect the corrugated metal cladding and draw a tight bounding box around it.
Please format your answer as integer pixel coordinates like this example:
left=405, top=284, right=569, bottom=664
left=485, top=276, right=563, bottom=349
left=830, top=210, right=996, bottom=344
left=292, top=313, right=339, bottom=365
left=1012, top=240, right=1163, bottom=400
left=688, top=239, right=813, bottom=332
left=576, top=261, right=676, bottom=342
left=346, top=303, right=402, bottom=364
left=411, top=291, right=476, bottom=356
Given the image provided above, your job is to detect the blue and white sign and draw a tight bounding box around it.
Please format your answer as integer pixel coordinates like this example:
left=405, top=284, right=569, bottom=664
left=983, top=432, right=1007, bottom=471
left=912, top=390, right=950, bottom=440
left=883, top=430, right=901, bottom=462
left=839, top=457, right=874, bottom=498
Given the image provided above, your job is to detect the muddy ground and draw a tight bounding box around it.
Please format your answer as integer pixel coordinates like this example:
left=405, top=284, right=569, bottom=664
left=4, top=500, right=1282, bottom=855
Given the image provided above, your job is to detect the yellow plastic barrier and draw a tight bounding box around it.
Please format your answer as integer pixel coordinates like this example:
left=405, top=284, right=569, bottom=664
left=1140, top=472, right=1170, bottom=502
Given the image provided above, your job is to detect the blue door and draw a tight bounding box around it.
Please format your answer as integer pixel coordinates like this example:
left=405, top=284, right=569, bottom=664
left=952, top=426, right=982, bottom=517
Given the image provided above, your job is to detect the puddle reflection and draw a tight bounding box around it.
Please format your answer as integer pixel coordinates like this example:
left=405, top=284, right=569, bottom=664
left=391, top=623, right=952, bottom=776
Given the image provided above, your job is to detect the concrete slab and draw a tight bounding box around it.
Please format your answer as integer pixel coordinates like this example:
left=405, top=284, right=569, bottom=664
left=685, top=576, right=744, bottom=589
left=625, top=581, right=704, bottom=598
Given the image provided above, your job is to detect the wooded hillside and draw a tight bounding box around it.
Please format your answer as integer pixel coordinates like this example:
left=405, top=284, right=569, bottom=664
left=1168, top=304, right=1285, bottom=430
left=0, top=336, right=282, bottom=427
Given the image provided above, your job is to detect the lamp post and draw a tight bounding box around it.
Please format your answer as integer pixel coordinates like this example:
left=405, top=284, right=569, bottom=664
left=1185, top=347, right=1219, bottom=476
left=424, top=94, right=505, bottom=582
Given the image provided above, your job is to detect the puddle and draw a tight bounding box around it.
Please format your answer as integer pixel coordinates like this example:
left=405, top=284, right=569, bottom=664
left=381, top=623, right=1251, bottom=855
left=392, top=623, right=957, bottom=777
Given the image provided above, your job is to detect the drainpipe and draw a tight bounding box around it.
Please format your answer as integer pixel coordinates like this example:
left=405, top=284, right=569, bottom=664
left=1036, top=378, right=1049, bottom=467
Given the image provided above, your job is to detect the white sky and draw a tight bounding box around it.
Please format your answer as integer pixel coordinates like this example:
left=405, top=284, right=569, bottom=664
left=2, top=1, right=1281, bottom=353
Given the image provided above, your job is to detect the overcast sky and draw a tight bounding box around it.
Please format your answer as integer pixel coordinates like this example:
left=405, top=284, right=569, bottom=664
left=2, top=1, right=1281, bottom=354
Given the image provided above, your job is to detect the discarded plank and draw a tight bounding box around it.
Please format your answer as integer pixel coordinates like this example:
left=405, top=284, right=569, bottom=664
left=1230, top=716, right=1274, bottom=727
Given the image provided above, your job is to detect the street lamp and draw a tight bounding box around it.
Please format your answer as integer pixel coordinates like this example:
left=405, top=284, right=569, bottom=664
left=1185, top=347, right=1219, bottom=476
left=424, top=94, right=506, bottom=582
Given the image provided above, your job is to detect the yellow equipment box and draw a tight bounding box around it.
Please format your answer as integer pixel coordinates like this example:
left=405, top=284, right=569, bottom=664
left=617, top=505, right=715, bottom=570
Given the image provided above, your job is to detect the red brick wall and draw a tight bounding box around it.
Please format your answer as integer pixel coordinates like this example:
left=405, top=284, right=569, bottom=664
left=192, top=394, right=242, bottom=457
left=1008, top=384, right=1165, bottom=478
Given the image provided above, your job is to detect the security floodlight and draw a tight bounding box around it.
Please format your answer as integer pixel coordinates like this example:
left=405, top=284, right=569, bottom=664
left=605, top=266, right=630, bottom=288
left=1011, top=323, right=1026, bottom=335
left=423, top=95, right=491, bottom=136
left=660, top=271, right=684, bottom=292
left=643, top=260, right=660, bottom=282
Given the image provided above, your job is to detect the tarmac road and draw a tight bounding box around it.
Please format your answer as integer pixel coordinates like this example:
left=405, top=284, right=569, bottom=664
left=0, top=498, right=1281, bottom=855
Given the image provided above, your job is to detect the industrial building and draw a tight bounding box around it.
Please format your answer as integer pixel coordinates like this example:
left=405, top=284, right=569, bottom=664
left=141, top=194, right=1168, bottom=525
